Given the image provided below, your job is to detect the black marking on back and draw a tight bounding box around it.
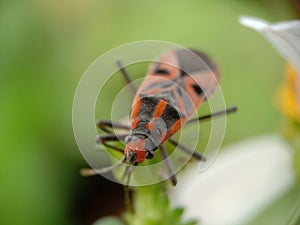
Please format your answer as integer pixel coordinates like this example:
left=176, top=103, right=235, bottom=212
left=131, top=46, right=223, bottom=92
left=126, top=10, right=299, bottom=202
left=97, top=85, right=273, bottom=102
left=160, top=104, right=182, bottom=129
left=138, top=96, right=160, bottom=121
left=191, top=84, right=203, bottom=96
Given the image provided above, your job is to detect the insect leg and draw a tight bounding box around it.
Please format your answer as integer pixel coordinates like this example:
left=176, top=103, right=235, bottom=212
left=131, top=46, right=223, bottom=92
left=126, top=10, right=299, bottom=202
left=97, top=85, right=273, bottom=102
left=97, top=119, right=130, bottom=133
left=186, top=106, right=237, bottom=124
left=122, top=165, right=136, bottom=213
left=80, top=135, right=128, bottom=177
left=168, top=138, right=206, bottom=161
left=159, top=145, right=177, bottom=186
left=122, top=165, right=136, bottom=186
left=96, top=133, right=128, bottom=153
left=116, top=60, right=137, bottom=95
left=80, top=155, right=126, bottom=176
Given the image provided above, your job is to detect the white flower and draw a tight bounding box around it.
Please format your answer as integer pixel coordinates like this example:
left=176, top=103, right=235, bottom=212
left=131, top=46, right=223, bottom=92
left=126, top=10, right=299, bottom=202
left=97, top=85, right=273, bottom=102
left=239, top=16, right=300, bottom=77
left=170, top=16, right=299, bottom=225
left=170, top=135, right=295, bottom=225
left=239, top=16, right=300, bottom=119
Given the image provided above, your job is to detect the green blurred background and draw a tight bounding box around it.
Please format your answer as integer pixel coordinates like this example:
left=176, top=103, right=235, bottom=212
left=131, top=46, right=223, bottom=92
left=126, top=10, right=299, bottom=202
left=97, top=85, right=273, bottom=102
left=0, top=0, right=299, bottom=225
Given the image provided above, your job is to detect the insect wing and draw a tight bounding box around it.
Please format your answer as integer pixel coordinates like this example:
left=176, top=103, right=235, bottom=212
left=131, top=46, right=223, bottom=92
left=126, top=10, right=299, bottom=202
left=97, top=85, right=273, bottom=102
left=134, top=49, right=219, bottom=119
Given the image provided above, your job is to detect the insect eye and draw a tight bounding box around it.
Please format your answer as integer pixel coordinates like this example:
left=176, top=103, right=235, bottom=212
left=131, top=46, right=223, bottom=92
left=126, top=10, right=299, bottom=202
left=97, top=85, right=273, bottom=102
left=146, top=150, right=154, bottom=159
left=154, top=68, right=169, bottom=75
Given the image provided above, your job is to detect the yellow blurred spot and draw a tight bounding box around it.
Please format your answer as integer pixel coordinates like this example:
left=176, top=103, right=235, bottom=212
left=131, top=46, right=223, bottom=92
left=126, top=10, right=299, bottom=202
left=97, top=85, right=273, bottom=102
left=278, top=64, right=300, bottom=123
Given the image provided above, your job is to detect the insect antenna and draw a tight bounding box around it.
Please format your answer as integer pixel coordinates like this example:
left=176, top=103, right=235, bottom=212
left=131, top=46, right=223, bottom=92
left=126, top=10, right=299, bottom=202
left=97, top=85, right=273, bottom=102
left=80, top=155, right=126, bottom=177
left=116, top=60, right=137, bottom=96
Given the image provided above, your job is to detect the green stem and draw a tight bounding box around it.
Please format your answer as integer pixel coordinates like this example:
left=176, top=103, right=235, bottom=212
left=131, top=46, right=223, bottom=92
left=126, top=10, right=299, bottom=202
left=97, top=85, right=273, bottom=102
left=123, top=183, right=196, bottom=225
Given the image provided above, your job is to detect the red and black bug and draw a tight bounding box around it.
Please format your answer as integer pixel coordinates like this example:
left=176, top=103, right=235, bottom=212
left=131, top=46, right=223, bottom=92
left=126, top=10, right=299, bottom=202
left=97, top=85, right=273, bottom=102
left=81, top=49, right=236, bottom=185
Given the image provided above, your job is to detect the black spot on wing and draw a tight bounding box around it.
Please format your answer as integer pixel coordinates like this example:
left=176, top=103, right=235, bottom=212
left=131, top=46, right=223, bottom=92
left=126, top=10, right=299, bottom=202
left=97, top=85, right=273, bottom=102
left=154, top=68, right=170, bottom=75
left=180, top=69, right=188, bottom=77
left=191, top=84, right=203, bottom=96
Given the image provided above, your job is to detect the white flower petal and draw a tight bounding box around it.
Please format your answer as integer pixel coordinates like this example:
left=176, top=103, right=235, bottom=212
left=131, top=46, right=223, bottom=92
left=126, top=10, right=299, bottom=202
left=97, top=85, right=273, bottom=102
left=239, top=16, right=270, bottom=31
left=272, top=21, right=300, bottom=33
left=170, top=135, right=295, bottom=225
left=239, top=16, right=300, bottom=77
